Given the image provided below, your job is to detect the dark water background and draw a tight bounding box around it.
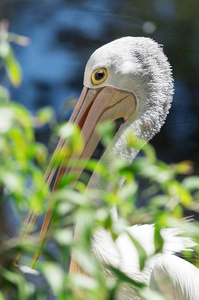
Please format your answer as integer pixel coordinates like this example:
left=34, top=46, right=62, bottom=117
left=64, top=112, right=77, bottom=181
left=1, top=0, right=199, bottom=164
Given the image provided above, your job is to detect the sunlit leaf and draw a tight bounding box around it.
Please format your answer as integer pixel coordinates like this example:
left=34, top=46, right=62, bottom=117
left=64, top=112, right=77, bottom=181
left=33, top=142, right=48, bottom=165
left=4, top=45, right=22, bottom=86
left=2, top=172, right=22, bottom=193
left=0, top=291, right=5, bottom=300
left=118, top=182, right=137, bottom=202
left=0, top=107, right=13, bottom=133
left=126, top=131, right=145, bottom=150
left=53, top=189, right=89, bottom=207
left=172, top=204, right=183, bottom=218
left=174, top=160, right=193, bottom=175
left=41, top=263, right=64, bottom=295
left=72, top=248, right=98, bottom=276
left=85, top=159, right=109, bottom=179
left=142, top=143, right=157, bottom=163
left=37, top=106, right=55, bottom=125
left=0, top=40, right=9, bottom=58
left=53, top=228, right=73, bottom=246
left=8, top=32, right=30, bottom=46
left=168, top=181, right=192, bottom=207
left=182, top=176, right=199, bottom=192
left=12, top=102, right=34, bottom=142
left=59, top=122, right=84, bottom=154
left=0, top=85, right=10, bottom=103
left=56, top=201, right=75, bottom=216
left=70, top=274, right=98, bottom=290
left=149, top=195, right=169, bottom=208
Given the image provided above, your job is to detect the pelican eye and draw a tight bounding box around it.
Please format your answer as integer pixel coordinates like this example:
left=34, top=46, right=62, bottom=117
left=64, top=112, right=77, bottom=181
left=91, top=68, right=108, bottom=85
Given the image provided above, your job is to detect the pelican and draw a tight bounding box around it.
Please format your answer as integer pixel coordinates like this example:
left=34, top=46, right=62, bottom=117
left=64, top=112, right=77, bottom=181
left=17, top=37, right=199, bottom=299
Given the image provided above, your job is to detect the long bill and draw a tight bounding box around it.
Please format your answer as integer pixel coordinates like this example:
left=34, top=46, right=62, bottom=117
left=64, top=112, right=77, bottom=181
left=15, top=85, right=136, bottom=269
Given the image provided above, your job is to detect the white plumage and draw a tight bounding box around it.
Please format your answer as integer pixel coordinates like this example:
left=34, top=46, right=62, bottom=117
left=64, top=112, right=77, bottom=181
left=92, top=225, right=198, bottom=299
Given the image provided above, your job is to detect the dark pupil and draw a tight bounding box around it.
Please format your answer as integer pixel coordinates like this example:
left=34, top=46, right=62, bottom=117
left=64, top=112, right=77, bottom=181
left=95, top=71, right=105, bottom=81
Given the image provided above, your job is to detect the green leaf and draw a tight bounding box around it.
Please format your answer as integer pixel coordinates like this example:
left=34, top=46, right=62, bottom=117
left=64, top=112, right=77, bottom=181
left=4, top=45, right=22, bottom=86
left=172, top=204, right=183, bottom=218
left=149, top=195, right=169, bottom=208
left=1, top=269, right=27, bottom=300
left=142, top=143, right=157, bottom=163
left=37, top=106, right=55, bottom=125
left=168, top=181, right=192, bottom=207
left=174, top=160, right=193, bottom=175
left=53, top=228, right=73, bottom=246
left=59, top=122, right=84, bottom=154
left=0, top=85, right=10, bottom=103
left=182, top=176, right=199, bottom=192
left=72, top=248, right=98, bottom=276
left=12, top=102, right=34, bottom=142
left=0, top=107, right=14, bottom=133
left=118, top=182, right=137, bottom=202
left=108, top=265, right=146, bottom=289
left=154, top=225, right=164, bottom=253
left=29, top=142, right=48, bottom=165
left=0, top=291, right=5, bottom=300
left=41, top=263, right=64, bottom=295
left=126, top=131, right=145, bottom=150
left=96, top=121, right=115, bottom=147
left=70, top=274, right=98, bottom=291
left=8, top=32, right=30, bottom=46
left=125, top=230, right=147, bottom=270
left=53, top=189, right=88, bottom=207
left=85, top=159, right=108, bottom=179
left=2, top=172, right=22, bottom=193
left=0, top=40, right=9, bottom=58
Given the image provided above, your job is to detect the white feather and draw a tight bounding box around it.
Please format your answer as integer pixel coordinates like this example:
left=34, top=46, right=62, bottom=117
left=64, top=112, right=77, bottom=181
left=151, top=254, right=199, bottom=300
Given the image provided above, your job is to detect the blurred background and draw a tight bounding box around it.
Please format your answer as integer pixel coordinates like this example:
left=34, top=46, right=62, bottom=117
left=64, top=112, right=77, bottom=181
left=0, top=0, right=199, bottom=166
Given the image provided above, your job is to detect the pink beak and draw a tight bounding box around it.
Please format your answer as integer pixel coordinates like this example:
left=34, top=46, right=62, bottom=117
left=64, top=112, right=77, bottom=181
left=15, top=85, right=136, bottom=268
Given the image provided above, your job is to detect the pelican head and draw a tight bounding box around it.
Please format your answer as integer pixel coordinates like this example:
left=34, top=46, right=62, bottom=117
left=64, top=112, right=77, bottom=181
left=72, top=37, right=173, bottom=164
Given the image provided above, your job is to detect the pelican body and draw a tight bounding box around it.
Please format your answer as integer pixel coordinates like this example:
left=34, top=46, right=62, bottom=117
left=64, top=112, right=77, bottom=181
left=18, top=37, right=199, bottom=299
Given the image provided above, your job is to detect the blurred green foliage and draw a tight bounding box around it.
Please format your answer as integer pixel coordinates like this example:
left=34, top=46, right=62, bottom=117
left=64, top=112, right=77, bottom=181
left=0, top=20, right=199, bottom=300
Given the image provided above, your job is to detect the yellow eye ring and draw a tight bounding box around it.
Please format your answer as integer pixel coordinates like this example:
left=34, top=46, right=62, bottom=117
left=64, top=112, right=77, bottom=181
left=91, top=68, right=108, bottom=85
